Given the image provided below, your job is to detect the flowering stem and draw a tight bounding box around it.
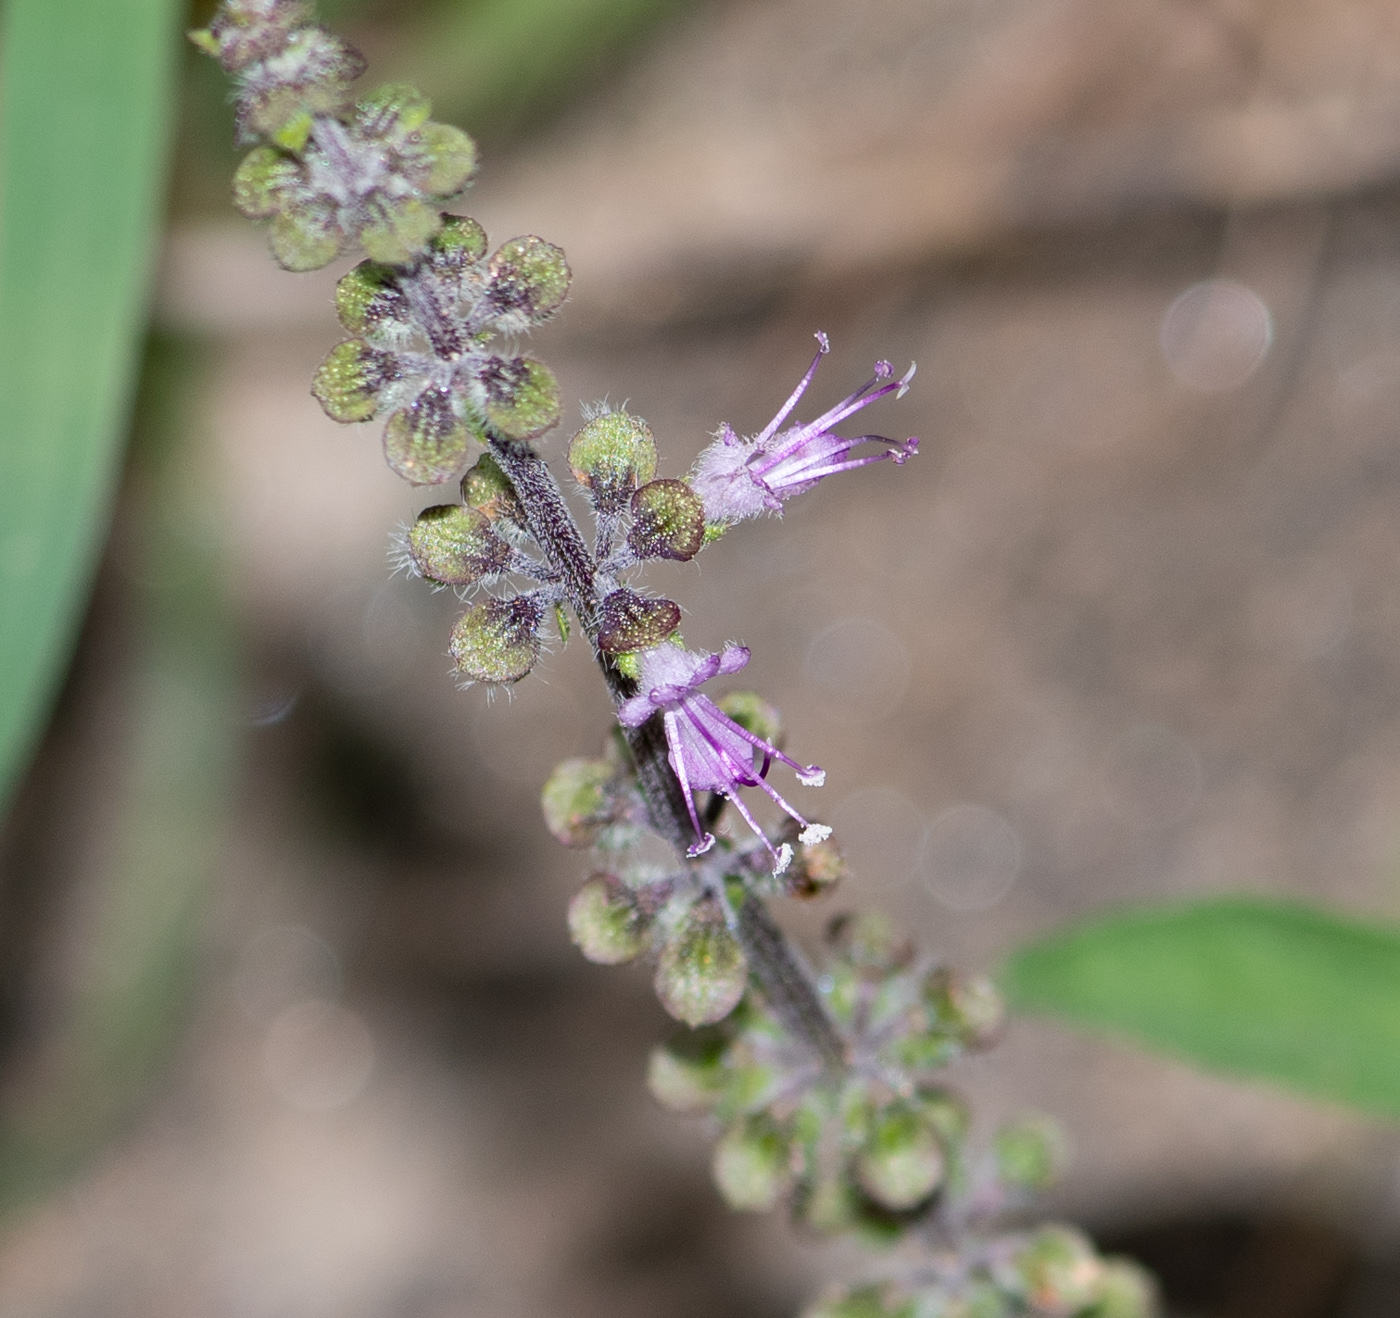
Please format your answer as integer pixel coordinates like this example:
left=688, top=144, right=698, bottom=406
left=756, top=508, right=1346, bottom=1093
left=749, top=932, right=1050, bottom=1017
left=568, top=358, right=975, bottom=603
left=488, top=433, right=844, bottom=1067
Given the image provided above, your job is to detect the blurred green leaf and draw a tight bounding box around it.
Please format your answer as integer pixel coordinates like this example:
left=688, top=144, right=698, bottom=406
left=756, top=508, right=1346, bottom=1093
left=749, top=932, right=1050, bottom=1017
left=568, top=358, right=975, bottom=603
left=380, top=0, right=690, bottom=142
left=0, top=336, right=237, bottom=1216
left=1003, top=896, right=1400, bottom=1118
left=0, top=0, right=182, bottom=812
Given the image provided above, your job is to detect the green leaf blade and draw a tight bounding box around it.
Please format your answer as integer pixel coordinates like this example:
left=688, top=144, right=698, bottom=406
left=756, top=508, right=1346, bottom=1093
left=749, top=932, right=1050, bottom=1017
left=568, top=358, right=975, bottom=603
left=1004, top=897, right=1400, bottom=1117
left=0, top=0, right=182, bottom=811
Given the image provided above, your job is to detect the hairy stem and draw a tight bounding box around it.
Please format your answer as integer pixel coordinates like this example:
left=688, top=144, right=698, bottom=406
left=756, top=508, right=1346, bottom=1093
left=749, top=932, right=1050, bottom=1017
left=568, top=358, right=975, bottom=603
left=489, top=434, right=845, bottom=1067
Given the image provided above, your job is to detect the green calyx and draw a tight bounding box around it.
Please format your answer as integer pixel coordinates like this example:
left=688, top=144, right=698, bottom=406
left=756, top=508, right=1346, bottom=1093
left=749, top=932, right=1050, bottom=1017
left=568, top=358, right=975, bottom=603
left=712, top=1113, right=791, bottom=1212
left=478, top=357, right=561, bottom=441
left=311, top=339, right=388, bottom=423
left=655, top=899, right=748, bottom=1026
left=232, top=145, right=297, bottom=218
left=416, top=123, right=478, bottom=198
left=407, top=504, right=509, bottom=586
left=628, top=478, right=706, bottom=561
left=567, top=875, right=649, bottom=965
left=993, top=1116, right=1064, bottom=1193
left=1087, top=1260, right=1157, bottom=1318
left=646, top=1029, right=730, bottom=1114
left=1005, top=1227, right=1104, bottom=1315
left=384, top=390, right=474, bottom=485
left=488, top=235, right=571, bottom=326
left=361, top=197, right=443, bottom=266
left=449, top=595, right=544, bottom=685
left=541, top=758, right=615, bottom=848
left=567, top=410, right=657, bottom=512
left=431, top=213, right=488, bottom=266
left=356, top=82, right=432, bottom=134
left=269, top=203, right=340, bottom=271
left=854, top=1102, right=945, bottom=1211
left=717, top=691, right=782, bottom=745
left=335, top=261, right=401, bottom=335
left=804, top=1284, right=915, bottom=1318
left=596, top=588, right=681, bottom=655
left=461, top=453, right=525, bottom=525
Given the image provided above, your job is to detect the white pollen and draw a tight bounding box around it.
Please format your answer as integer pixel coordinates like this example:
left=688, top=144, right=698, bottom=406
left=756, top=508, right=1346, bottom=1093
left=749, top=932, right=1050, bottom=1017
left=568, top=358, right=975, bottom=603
left=773, top=843, right=794, bottom=875
left=799, top=824, right=832, bottom=845
left=797, top=767, right=826, bottom=787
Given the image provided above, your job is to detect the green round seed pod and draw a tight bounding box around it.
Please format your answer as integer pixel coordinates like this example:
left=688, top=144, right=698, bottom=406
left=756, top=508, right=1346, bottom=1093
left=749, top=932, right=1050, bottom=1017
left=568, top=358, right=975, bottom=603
left=993, top=1115, right=1065, bottom=1193
left=449, top=594, right=544, bottom=685
left=477, top=356, right=561, bottom=441
left=383, top=389, right=473, bottom=485
left=231, top=145, right=296, bottom=218
left=568, top=874, right=649, bottom=964
left=645, top=1029, right=729, bottom=1113
left=914, top=1088, right=970, bottom=1145
left=655, top=899, right=747, bottom=1026
left=712, top=1114, right=790, bottom=1212
left=431, top=213, right=488, bottom=266
left=416, top=122, right=478, bottom=198
left=355, top=82, right=432, bottom=134
left=311, top=340, right=390, bottom=423
left=827, top=911, right=912, bottom=974
left=541, top=757, right=614, bottom=848
left=781, top=825, right=846, bottom=899
left=361, top=197, right=443, bottom=266
left=488, top=235, right=572, bottom=327
left=628, top=478, right=706, bottom=561
left=407, top=504, right=510, bottom=586
left=567, top=411, right=657, bottom=513
left=596, top=588, right=681, bottom=655
left=855, top=1102, right=945, bottom=1210
left=461, top=453, right=525, bottom=525
left=1005, top=1226, right=1104, bottom=1316
left=269, top=204, right=341, bottom=272
left=335, top=261, right=403, bottom=335
left=717, top=691, right=782, bottom=745
left=924, top=969, right=1005, bottom=1049
left=1088, top=1259, right=1157, bottom=1318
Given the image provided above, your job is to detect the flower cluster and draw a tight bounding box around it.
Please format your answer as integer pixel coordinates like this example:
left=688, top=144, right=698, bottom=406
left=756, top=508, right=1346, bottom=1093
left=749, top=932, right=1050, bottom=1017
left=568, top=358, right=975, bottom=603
left=201, top=5, right=1156, bottom=1317
left=192, top=0, right=476, bottom=270
left=313, top=216, right=570, bottom=483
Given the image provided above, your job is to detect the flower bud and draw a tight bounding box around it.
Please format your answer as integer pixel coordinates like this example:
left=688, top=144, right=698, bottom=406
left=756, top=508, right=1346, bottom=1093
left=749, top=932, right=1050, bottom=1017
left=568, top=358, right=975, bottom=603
left=1003, top=1227, right=1104, bottom=1317
left=269, top=201, right=341, bottom=271
left=646, top=1029, right=729, bottom=1113
left=407, top=504, right=510, bottom=586
left=541, top=757, right=616, bottom=848
left=568, top=874, right=649, bottom=964
left=311, top=340, right=392, bottom=423
left=596, top=589, right=681, bottom=655
left=361, top=197, right=443, bottom=267
left=475, top=357, right=561, bottom=441
left=460, top=453, right=525, bottom=525
left=384, top=388, right=473, bottom=485
left=855, top=1102, right=945, bottom=1210
left=915, top=1088, right=970, bottom=1145
left=628, top=478, right=706, bottom=561
left=450, top=593, right=544, bottom=685
left=415, top=122, right=479, bottom=197
left=993, top=1116, right=1065, bottom=1193
left=655, top=898, right=747, bottom=1026
left=567, top=411, right=657, bottom=513
left=335, top=261, right=406, bottom=335
left=712, top=1114, right=790, bottom=1212
left=487, top=236, right=572, bottom=332
left=1088, top=1260, right=1157, bottom=1318
left=237, top=28, right=362, bottom=142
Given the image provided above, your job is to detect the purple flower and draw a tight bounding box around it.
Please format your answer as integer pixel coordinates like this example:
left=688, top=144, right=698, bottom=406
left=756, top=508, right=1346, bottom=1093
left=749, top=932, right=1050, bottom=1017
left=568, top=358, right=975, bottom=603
left=689, top=332, right=917, bottom=525
left=617, top=643, right=829, bottom=871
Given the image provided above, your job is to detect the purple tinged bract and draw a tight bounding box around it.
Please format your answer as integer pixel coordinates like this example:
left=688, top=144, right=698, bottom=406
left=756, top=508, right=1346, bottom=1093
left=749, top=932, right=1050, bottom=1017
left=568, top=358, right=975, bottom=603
left=689, top=332, right=918, bottom=526
left=617, top=643, right=829, bottom=871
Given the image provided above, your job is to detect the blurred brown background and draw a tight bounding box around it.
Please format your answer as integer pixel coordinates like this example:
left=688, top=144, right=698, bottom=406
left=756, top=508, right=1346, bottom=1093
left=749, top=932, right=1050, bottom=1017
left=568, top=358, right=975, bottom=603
left=7, top=0, right=1400, bottom=1313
